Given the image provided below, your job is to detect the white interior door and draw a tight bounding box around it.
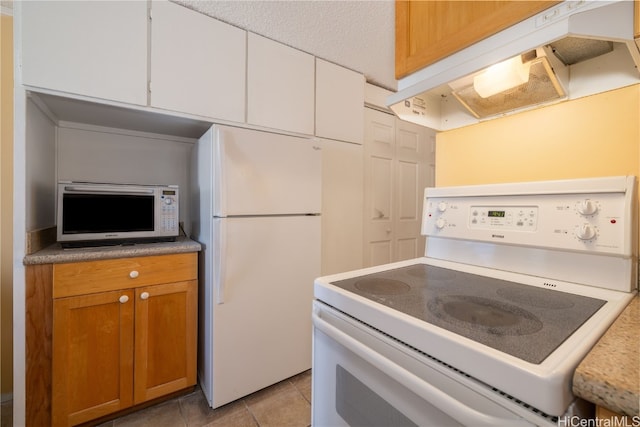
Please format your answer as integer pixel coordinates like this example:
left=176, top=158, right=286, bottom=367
left=364, top=110, right=395, bottom=266
left=211, top=215, right=320, bottom=408
left=394, top=119, right=433, bottom=261
left=364, top=108, right=435, bottom=267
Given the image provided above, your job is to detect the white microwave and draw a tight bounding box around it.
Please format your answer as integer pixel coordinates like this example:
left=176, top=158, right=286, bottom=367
left=57, top=181, right=179, bottom=247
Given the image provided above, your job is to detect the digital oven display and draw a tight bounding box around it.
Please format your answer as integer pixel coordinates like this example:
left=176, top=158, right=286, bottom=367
left=488, top=210, right=506, bottom=218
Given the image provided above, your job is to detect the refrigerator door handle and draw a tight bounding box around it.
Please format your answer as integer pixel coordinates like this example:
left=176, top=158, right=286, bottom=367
left=215, top=219, right=227, bottom=304
left=214, top=127, right=227, bottom=217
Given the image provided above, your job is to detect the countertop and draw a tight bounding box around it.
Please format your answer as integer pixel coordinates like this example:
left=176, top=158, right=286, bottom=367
left=23, top=235, right=202, bottom=265
left=573, top=296, right=639, bottom=416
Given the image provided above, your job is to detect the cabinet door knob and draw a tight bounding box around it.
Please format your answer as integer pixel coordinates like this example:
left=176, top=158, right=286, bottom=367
left=119, top=295, right=129, bottom=304
left=129, top=270, right=139, bottom=279
left=140, top=292, right=150, bottom=300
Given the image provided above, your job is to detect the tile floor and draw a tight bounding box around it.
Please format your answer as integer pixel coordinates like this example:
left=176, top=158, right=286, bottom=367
left=98, top=370, right=312, bottom=427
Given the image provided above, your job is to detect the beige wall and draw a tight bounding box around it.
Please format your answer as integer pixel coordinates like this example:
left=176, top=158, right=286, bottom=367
left=436, top=85, right=640, bottom=186
left=1, top=11, right=13, bottom=399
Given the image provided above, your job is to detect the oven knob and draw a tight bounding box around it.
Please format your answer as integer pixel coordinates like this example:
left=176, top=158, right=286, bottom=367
left=575, top=224, right=596, bottom=240
left=576, top=199, right=597, bottom=215
left=435, top=218, right=447, bottom=229
left=437, top=202, right=448, bottom=212
left=164, top=197, right=173, bottom=205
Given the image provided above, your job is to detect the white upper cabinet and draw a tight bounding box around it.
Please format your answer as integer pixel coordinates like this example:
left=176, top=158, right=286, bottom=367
left=247, top=33, right=315, bottom=135
left=315, top=59, right=365, bottom=144
left=20, top=1, right=148, bottom=106
left=150, top=1, right=246, bottom=122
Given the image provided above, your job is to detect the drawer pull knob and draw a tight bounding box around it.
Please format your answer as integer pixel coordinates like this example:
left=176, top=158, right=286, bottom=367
left=129, top=270, right=139, bottom=279
left=140, top=292, right=150, bottom=300
left=119, top=295, right=129, bottom=304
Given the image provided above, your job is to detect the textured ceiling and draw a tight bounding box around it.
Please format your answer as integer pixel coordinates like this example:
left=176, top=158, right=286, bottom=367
left=172, top=0, right=397, bottom=91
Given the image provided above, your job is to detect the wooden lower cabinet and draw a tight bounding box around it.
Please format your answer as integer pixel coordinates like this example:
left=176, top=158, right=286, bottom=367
left=134, top=281, right=197, bottom=403
left=52, top=290, right=135, bottom=426
left=37, top=253, right=198, bottom=427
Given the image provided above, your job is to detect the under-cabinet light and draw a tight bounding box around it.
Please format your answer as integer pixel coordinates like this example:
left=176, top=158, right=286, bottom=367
left=473, top=55, right=531, bottom=98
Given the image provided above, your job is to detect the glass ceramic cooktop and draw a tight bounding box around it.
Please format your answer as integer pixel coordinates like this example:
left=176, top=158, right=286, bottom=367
left=330, top=264, right=606, bottom=364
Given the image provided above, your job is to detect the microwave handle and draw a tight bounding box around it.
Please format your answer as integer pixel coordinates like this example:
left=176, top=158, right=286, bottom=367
left=312, top=309, right=534, bottom=427
left=63, top=185, right=155, bottom=195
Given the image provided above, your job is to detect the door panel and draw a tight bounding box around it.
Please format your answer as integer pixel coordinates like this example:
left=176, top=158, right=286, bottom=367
left=398, top=160, right=418, bottom=220
left=371, top=157, right=393, bottom=222
left=369, top=241, right=393, bottom=267
left=397, top=238, right=419, bottom=262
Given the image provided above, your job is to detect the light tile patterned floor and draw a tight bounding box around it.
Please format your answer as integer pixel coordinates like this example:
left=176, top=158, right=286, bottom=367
left=98, top=370, right=311, bottom=427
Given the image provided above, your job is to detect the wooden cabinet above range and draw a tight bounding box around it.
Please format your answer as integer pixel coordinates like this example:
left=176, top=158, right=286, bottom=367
left=395, top=1, right=561, bottom=79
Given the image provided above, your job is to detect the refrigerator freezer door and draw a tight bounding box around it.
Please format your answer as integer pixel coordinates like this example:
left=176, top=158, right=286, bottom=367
left=212, top=125, right=322, bottom=216
left=210, top=215, right=321, bottom=408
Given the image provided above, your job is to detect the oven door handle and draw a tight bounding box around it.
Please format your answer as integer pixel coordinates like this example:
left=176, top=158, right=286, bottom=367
left=312, top=311, right=534, bottom=427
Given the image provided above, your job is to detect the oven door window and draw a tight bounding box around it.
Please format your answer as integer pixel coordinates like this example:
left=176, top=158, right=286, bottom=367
left=336, top=364, right=418, bottom=427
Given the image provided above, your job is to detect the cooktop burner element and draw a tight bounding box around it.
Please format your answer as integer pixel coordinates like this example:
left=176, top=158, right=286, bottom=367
left=331, top=264, right=606, bottom=364
left=429, top=295, right=543, bottom=335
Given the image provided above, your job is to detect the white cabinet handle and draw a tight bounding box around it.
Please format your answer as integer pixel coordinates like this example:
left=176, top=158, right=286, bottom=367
left=119, top=295, right=129, bottom=304
left=140, top=292, right=150, bottom=300
left=129, top=270, right=139, bottom=279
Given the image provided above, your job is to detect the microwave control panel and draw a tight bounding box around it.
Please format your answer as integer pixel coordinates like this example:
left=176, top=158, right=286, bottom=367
left=160, top=189, right=179, bottom=233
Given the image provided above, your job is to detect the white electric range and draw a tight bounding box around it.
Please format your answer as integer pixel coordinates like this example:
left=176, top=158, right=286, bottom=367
left=312, top=176, right=637, bottom=426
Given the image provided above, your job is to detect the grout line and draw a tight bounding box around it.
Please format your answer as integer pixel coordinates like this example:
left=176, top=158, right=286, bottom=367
left=241, top=398, right=260, bottom=427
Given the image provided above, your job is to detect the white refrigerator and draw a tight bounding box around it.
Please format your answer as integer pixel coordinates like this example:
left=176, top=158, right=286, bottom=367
left=191, top=125, right=321, bottom=408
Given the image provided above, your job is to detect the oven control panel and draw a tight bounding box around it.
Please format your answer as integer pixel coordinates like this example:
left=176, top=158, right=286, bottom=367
left=468, top=206, right=538, bottom=231
left=422, top=177, right=635, bottom=256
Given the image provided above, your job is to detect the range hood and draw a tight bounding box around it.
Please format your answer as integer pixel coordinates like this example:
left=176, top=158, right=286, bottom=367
left=388, top=1, right=640, bottom=131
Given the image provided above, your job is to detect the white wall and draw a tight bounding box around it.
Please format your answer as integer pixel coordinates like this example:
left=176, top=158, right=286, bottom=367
left=26, top=98, right=56, bottom=231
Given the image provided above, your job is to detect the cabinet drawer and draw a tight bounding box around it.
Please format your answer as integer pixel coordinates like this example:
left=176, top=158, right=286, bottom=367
left=53, top=253, right=197, bottom=298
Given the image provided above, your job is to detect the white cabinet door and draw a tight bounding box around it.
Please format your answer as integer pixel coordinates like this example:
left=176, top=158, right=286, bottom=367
left=20, top=1, right=147, bottom=106
left=320, top=139, right=364, bottom=275
left=247, top=33, right=315, bottom=135
left=150, top=0, right=246, bottom=122
left=316, top=59, right=364, bottom=144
